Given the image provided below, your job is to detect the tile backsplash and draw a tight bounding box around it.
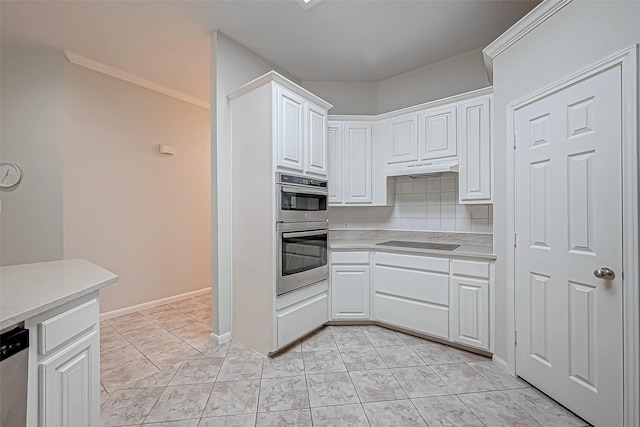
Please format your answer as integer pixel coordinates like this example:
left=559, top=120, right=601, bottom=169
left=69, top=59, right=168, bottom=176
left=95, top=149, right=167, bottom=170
left=329, top=173, right=493, bottom=233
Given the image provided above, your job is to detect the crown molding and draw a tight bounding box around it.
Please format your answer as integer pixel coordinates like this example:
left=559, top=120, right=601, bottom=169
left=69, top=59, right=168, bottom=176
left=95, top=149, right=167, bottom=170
left=64, top=50, right=210, bottom=109
left=482, top=0, right=574, bottom=82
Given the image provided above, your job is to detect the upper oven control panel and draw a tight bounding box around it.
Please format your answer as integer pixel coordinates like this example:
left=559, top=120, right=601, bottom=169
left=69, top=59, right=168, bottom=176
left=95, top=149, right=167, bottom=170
left=278, top=173, right=327, bottom=188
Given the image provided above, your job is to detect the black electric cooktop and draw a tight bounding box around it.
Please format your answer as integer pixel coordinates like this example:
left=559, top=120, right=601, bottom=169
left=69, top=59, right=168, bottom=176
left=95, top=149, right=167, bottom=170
left=375, top=241, right=460, bottom=251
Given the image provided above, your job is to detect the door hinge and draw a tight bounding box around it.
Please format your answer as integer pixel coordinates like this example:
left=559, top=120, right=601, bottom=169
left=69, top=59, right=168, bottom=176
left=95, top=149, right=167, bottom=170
left=514, top=330, right=518, bottom=345
left=514, top=232, right=517, bottom=248
left=513, top=134, right=517, bottom=149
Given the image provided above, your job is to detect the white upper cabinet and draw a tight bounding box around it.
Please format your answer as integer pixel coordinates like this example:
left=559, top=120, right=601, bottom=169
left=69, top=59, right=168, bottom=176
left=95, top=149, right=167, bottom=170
left=276, top=86, right=305, bottom=172
left=306, top=102, right=328, bottom=176
left=344, top=124, right=372, bottom=203
left=418, top=105, right=457, bottom=160
left=327, top=124, right=343, bottom=203
left=275, top=85, right=329, bottom=177
left=458, top=96, right=492, bottom=203
left=387, top=114, right=418, bottom=164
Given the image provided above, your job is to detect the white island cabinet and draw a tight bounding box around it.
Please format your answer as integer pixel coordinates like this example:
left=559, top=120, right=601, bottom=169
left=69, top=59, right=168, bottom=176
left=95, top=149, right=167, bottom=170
left=0, top=259, right=118, bottom=427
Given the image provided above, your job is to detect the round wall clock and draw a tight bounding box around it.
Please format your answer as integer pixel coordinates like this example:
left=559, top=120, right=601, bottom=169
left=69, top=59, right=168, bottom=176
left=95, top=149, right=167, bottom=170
left=0, top=163, right=22, bottom=188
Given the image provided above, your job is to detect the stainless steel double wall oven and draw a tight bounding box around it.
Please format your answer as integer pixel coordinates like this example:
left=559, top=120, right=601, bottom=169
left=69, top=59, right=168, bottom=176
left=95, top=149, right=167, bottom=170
left=276, top=173, right=329, bottom=296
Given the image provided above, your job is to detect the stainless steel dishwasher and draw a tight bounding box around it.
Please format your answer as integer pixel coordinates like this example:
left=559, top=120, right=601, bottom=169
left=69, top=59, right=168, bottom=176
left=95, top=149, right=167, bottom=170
left=0, top=327, right=29, bottom=427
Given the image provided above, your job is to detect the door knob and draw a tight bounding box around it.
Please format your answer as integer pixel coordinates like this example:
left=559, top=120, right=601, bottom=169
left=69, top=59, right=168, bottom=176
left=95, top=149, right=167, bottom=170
left=594, top=267, right=615, bottom=280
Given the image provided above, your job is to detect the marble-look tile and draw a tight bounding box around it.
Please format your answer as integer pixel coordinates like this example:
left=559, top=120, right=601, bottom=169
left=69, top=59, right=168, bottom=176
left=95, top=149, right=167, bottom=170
left=302, top=350, right=347, bottom=374
left=200, top=341, right=231, bottom=358
left=100, top=332, right=130, bottom=351
left=121, top=323, right=168, bottom=344
left=145, top=308, right=184, bottom=323
left=469, top=361, right=530, bottom=390
left=328, top=325, right=364, bottom=335
left=107, top=311, right=146, bottom=327
left=100, top=387, right=164, bottom=427
left=340, top=348, right=386, bottom=371
left=188, top=307, right=213, bottom=324
left=262, top=352, right=304, bottom=378
left=169, top=356, right=223, bottom=385
left=130, top=364, right=181, bottom=388
left=192, top=294, right=212, bottom=306
left=412, top=395, right=483, bottom=426
left=306, top=372, right=359, bottom=407
left=431, top=363, right=497, bottom=394
left=101, top=357, right=160, bottom=393
left=449, top=348, right=491, bottom=363
left=100, top=382, right=109, bottom=404
left=145, top=383, right=213, bottom=423
left=144, top=342, right=200, bottom=370
left=154, top=313, right=198, bottom=331
left=101, top=324, right=119, bottom=338
left=375, top=345, right=425, bottom=368
left=143, top=420, right=199, bottom=426
left=412, top=342, right=465, bottom=365
left=458, top=391, right=542, bottom=427
left=349, top=369, right=407, bottom=403
left=139, top=304, right=174, bottom=317
left=171, top=298, right=209, bottom=315
left=226, top=341, right=263, bottom=358
left=503, top=388, right=588, bottom=426
left=217, top=355, right=264, bottom=381
left=198, top=414, right=256, bottom=427
left=109, top=315, right=157, bottom=334
left=255, top=409, right=312, bottom=427
left=391, top=366, right=452, bottom=398
left=135, top=332, right=187, bottom=355
left=101, top=343, right=145, bottom=372
left=310, top=404, right=369, bottom=427
left=362, top=400, right=426, bottom=427
left=361, top=326, right=406, bottom=347
left=202, top=380, right=260, bottom=417
left=332, top=331, right=373, bottom=349
left=171, top=323, right=214, bottom=351
left=396, top=332, right=432, bottom=346
left=301, top=329, right=338, bottom=351
left=258, top=376, right=309, bottom=412
left=277, top=340, right=302, bottom=354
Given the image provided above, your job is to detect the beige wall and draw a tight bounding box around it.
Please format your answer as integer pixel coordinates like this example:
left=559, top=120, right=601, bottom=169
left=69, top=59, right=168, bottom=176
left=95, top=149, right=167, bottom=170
left=0, top=44, right=65, bottom=266
left=63, top=62, right=212, bottom=313
left=491, top=0, right=640, bottom=363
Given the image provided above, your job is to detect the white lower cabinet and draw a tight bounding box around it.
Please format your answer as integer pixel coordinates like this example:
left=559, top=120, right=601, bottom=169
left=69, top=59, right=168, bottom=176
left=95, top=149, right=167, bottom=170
left=40, top=331, right=99, bottom=427
left=331, top=251, right=370, bottom=320
left=276, top=281, right=329, bottom=349
left=26, top=293, right=101, bottom=427
left=449, top=276, right=489, bottom=350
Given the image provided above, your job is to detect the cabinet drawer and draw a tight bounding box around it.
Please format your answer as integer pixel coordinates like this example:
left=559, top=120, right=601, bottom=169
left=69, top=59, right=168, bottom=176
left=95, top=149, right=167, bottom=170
left=451, top=260, right=490, bottom=279
left=331, top=251, right=369, bottom=264
left=375, top=293, right=448, bottom=339
left=39, top=298, right=99, bottom=355
left=375, top=264, right=449, bottom=306
left=375, top=252, right=449, bottom=273
left=277, top=293, right=328, bottom=349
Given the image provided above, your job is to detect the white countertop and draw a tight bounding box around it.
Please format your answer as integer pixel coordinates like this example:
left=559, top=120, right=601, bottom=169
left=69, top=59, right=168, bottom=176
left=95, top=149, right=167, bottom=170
left=330, top=239, right=496, bottom=260
left=0, top=259, right=118, bottom=330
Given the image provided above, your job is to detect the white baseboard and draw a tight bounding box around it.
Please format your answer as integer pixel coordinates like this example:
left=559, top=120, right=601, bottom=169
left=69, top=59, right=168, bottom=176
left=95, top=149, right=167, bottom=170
left=100, top=287, right=211, bottom=320
left=211, top=331, right=232, bottom=345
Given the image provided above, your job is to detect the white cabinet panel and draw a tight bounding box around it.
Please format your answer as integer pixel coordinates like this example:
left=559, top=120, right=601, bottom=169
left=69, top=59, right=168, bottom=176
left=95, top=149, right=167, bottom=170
left=38, top=298, right=98, bottom=355
left=331, top=265, right=370, bottom=320
left=344, top=124, right=372, bottom=203
left=387, top=115, right=418, bottom=164
left=40, top=330, right=99, bottom=427
left=375, top=293, right=449, bottom=339
left=419, top=105, right=457, bottom=160
left=374, top=264, right=449, bottom=306
left=327, top=124, right=343, bottom=203
left=306, top=102, right=327, bottom=177
left=276, top=87, right=305, bottom=172
left=450, top=276, right=489, bottom=350
left=459, top=96, right=492, bottom=203
left=277, top=293, right=328, bottom=349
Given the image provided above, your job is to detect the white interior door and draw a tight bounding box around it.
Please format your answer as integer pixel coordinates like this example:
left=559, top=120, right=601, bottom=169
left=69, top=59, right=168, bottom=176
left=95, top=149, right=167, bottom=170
left=515, top=66, right=623, bottom=427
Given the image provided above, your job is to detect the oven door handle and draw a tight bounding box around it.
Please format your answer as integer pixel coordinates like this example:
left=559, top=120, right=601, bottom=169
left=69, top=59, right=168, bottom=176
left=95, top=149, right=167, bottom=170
left=281, top=186, right=328, bottom=196
left=282, top=230, right=328, bottom=239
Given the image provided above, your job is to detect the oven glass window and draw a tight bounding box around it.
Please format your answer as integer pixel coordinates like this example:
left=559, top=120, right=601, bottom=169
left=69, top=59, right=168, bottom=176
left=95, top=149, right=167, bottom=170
left=281, top=191, right=327, bottom=211
left=282, top=233, right=328, bottom=276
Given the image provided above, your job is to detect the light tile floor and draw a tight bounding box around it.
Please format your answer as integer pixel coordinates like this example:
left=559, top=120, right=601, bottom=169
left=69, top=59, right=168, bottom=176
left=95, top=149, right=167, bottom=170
left=100, top=294, right=590, bottom=427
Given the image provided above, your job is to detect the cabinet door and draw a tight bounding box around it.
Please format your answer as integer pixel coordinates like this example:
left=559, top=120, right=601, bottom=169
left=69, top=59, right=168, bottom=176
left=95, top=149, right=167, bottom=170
left=40, top=330, right=100, bottom=427
left=306, top=103, right=327, bottom=176
left=276, top=87, right=305, bottom=171
left=344, top=124, right=372, bottom=203
left=387, top=114, right=418, bottom=164
left=449, top=276, right=489, bottom=350
left=327, top=123, right=343, bottom=204
left=458, top=96, right=492, bottom=203
left=418, top=105, right=457, bottom=160
left=331, top=265, right=370, bottom=319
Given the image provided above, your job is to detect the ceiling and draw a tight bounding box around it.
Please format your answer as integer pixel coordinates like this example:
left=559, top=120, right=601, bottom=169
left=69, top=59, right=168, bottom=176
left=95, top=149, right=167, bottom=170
left=1, top=1, right=539, bottom=102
